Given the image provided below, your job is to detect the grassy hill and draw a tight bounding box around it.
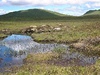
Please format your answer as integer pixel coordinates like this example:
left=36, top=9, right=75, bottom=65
left=0, top=9, right=74, bottom=21
left=84, top=9, right=100, bottom=16
left=77, top=9, right=100, bottom=19
left=0, top=9, right=100, bottom=21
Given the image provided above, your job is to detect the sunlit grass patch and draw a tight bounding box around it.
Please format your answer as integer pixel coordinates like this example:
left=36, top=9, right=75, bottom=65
left=53, top=46, right=67, bottom=54
left=24, top=52, right=59, bottom=64
left=0, top=33, right=7, bottom=39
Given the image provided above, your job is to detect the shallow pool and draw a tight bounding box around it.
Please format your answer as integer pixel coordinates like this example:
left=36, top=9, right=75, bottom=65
left=0, top=34, right=99, bottom=70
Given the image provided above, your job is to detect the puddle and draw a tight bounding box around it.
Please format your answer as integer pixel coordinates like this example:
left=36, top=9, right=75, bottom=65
left=61, top=51, right=98, bottom=66
left=0, top=34, right=99, bottom=70
left=0, top=34, right=68, bottom=68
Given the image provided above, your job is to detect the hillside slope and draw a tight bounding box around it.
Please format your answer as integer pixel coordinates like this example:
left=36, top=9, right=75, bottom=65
left=0, top=9, right=72, bottom=21
left=0, top=9, right=100, bottom=21
left=84, top=9, right=100, bottom=16
left=79, top=9, right=100, bottom=19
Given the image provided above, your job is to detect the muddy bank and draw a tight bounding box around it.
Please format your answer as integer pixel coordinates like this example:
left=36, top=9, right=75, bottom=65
left=23, top=51, right=99, bottom=67
left=32, top=37, right=79, bottom=44
left=70, top=36, right=100, bottom=56
left=1, top=31, right=100, bottom=57
left=33, top=36, right=100, bottom=56
left=0, top=35, right=8, bottom=40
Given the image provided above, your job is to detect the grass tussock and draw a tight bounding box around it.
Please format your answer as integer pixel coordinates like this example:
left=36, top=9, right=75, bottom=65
left=70, top=36, right=100, bottom=56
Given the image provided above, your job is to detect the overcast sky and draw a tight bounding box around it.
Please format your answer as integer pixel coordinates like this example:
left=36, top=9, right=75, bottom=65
left=0, top=0, right=100, bottom=16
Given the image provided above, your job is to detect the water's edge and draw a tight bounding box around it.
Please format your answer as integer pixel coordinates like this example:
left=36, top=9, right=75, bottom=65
left=0, top=34, right=99, bottom=71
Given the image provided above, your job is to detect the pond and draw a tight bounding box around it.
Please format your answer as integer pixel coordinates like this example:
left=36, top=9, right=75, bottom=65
left=0, top=34, right=99, bottom=71
left=0, top=34, right=68, bottom=68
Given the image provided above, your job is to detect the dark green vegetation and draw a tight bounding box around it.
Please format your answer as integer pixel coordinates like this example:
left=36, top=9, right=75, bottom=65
left=84, top=9, right=100, bottom=16
left=0, top=9, right=100, bottom=21
left=82, top=9, right=100, bottom=19
left=0, top=9, right=100, bottom=75
left=0, top=9, right=73, bottom=21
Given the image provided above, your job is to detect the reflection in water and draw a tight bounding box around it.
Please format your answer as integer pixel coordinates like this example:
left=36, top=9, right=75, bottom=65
left=62, top=51, right=98, bottom=66
left=0, top=45, right=27, bottom=68
left=0, top=34, right=99, bottom=69
left=0, top=34, right=68, bottom=68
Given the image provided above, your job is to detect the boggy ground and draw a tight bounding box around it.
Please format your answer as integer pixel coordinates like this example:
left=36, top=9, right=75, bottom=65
left=0, top=19, right=100, bottom=75
left=30, top=19, right=100, bottom=56
left=0, top=52, right=100, bottom=75
left=70, top=36, right=100, bottom=56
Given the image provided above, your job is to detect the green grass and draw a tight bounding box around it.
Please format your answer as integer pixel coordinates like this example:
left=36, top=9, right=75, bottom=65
left=0, top=33, right=7, bottom=39
left=84, top=9, right=100, bottom=16
left=0, top=9, right=73, bottom=21
left=31, top=19, right=100, bottom=43
left=0, top=19, right=99, bottom=53
left=0, top=19, right=99, bottom=42
left=1, top=52, right=100, bottom=75
left=0, top=9, right=100, bottom=21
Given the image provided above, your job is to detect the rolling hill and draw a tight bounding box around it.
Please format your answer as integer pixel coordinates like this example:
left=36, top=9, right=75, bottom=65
left=0, top=9, right=100, bottom=21
left=0, top=9, right=73, bottom=21
left=78, top=9, right=100, bottom=19
left=84, top=9, right=100, bottom=16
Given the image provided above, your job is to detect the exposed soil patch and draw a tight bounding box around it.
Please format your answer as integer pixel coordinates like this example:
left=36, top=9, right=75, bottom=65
left=46, top=58, right=84, bottom=66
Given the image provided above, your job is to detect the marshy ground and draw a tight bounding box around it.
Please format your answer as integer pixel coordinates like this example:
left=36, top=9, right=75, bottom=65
left=0, top=19, right=100, bottom=75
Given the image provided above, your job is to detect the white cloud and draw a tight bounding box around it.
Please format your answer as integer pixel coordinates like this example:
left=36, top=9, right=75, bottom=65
left=93, top=3, right=100, bottom=7
left=85, top=4, right=91, bottom=8
left=0, top=0, right=7, bottom=5
left=52, top=6, right=86, bottom=16
left=6, top=0, right=52, bottom=6
left=0, top=9, right=7, bottom=15
left=53, top=0, right=67, bottom=5
left=64, top=6, right=86, bottom=16
left=0, top=9, right=13, bottom=15
left=0, top=0, right=100, bottom=6
left=0, top=0, right=100, bottom=15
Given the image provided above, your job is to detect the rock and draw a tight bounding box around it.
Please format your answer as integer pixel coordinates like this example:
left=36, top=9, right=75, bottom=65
left=30, top=25, right=37, bottom=28
left=1, top=29, right=10, bottom=34
left=54, top=27, right=61, bottom=31
left=21, top=26, right=37, bottom=33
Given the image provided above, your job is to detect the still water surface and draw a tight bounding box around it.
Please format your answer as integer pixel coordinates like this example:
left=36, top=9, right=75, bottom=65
left=0, top=34, right=99, bottom=69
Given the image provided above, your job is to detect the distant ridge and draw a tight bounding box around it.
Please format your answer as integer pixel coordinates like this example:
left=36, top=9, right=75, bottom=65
left=84, top=9, right=100, bottom=16
left=0, top=9, right=72, bottom=21
left=0, top=9, right=100, bottom=21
